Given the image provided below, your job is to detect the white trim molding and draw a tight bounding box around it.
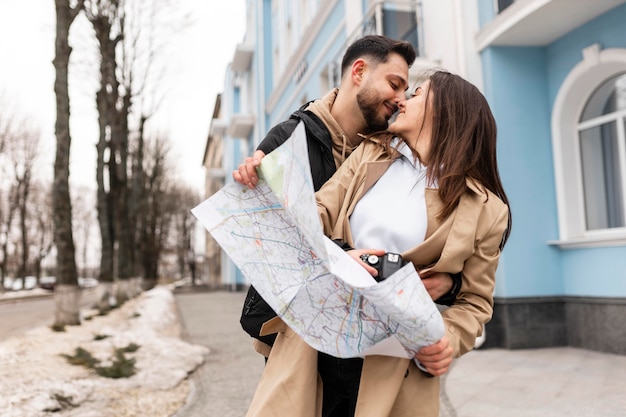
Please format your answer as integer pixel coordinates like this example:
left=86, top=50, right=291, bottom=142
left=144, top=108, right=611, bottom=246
left=551, top=45, right=626, bottom=249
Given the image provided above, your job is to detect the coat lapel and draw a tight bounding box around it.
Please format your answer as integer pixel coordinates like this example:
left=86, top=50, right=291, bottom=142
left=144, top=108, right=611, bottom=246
left=363, top=159, right=395, bottom=194
left=403, top=179, right=484, bottom=273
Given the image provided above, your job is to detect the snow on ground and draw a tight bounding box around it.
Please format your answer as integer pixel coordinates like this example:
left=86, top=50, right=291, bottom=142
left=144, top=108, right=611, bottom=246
left=0, top=286, right=209, bottom=417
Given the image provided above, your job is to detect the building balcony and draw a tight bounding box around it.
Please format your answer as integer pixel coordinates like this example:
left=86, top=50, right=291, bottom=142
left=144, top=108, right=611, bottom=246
left=228, top=113, right=255, bottom=139
left=210, top=118, right=228, bottom=137
left=476, top=0, right=626, bottom=52
left=207, top=168, right=226, bottom=179
left=231, top=43, right=254, bottom=73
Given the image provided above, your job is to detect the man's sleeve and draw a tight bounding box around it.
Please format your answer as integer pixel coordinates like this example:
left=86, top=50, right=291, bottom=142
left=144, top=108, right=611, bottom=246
left=256, top=118, right=300, bottom=155
left=434, top=272, right=462, bottom=306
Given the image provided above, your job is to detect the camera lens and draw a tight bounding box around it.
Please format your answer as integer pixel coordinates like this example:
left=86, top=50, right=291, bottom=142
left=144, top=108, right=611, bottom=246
left=365, top=254, right=379, bottom=265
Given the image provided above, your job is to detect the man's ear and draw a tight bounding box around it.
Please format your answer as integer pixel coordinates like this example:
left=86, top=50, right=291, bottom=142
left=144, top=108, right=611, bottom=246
left=351, top=58, right=367, bottom=86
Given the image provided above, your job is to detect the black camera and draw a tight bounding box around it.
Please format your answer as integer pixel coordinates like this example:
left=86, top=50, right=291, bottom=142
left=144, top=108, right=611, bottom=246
left=360, top=252, right=407, bottom=282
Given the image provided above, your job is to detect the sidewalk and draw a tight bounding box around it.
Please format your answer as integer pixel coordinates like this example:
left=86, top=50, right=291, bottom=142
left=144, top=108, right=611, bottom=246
left=441, top=346, right=626, bottom=417
left=173, top=289, right=264, bottom=417
left=174, top=288, right=626, bottom=417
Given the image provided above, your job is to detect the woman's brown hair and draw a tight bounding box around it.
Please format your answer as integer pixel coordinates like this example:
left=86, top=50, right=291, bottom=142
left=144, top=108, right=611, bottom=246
left=425, top=70, right=511, bottom=248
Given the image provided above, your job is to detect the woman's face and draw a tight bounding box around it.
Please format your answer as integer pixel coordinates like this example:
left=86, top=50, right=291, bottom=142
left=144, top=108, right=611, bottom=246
left=388, top=80, right=432, bottom=142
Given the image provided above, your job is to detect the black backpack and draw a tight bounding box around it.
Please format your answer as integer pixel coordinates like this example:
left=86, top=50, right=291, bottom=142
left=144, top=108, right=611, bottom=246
left=239, top=285, right=279, bottom=346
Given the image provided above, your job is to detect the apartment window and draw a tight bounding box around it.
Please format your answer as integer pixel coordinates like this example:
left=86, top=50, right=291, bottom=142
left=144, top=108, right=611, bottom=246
left=578, top=73, right=626, bottom=230
left=551, top=46, right=626, bottom=247
left=383, top=7, right=418, bottom=53
left=361, top=2, right=420, bottom=56
left=233, top=86, right=241, bottom=113
left=496, top=0, right=515, bottom=13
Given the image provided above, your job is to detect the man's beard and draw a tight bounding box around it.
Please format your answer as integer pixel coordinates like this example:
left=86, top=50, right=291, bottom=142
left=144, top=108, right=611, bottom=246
left=356, top=86, right=393, bottom=132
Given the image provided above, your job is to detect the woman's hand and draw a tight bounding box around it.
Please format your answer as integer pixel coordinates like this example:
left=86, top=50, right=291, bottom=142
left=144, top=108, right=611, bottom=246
left=347, top=249, right=386, bottom=279
left=415, top=336, right=453, bottom=376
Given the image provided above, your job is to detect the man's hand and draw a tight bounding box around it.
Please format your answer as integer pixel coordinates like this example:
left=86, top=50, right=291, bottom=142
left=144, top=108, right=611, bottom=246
left=415, top=336, right=453, bottom=376
left=421, top=271, right=453, bottom=301
left=232, top=150, right=265, bottom=189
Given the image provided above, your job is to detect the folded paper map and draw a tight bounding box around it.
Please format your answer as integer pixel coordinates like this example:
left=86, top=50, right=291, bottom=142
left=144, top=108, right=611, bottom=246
left=192, top=122, right=444, bottom=359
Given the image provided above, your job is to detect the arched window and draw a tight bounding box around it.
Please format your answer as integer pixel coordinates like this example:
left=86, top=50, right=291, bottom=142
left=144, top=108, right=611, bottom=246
left=552, top=45, right=626, bottom=248
left=577, top=73, right=626, bottom=231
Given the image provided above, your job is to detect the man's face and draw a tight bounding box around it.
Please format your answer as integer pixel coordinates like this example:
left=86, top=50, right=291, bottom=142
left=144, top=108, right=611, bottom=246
left=356, top=53, right=409, bottom=132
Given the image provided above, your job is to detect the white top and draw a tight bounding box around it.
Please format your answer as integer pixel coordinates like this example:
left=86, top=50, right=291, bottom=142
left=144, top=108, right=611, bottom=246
left=350, top=138, right=433, bottom=253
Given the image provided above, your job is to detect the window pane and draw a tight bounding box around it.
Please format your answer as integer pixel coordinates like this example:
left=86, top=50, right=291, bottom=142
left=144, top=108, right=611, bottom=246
left=579, top=122, right=625, bottom=230
left=382, top=7, right=419, bottom=56
left=580, top=73, right=626, bottom=122
left=497, top=0, right=516, bottom=13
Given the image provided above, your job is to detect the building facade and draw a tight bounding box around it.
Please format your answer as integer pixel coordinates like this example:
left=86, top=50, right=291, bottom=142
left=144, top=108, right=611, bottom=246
left=475, top=0, right=626, bottom=354
left=202, top=94, right=226, bottom=288
left=203, top=0, right=626, bottom=355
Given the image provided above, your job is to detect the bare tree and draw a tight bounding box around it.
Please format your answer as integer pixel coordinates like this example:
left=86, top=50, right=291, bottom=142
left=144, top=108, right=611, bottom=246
left=0, top=183, right=18, bottom=289
left=137, top=136, right=171, bottom=289
left=84, top=0, right=185, bottom=302
left=0, top=110, right=41, bottom=289
left=83, top=0, right=123, bottom=308
left=0, top=96, right=17, bottom=289
left=71, top=185, right=99, bottom=280
left=53, top=0, right=85, bottom=326
left=170, top=185, right=201, bottom=284
left=8, top=125, right=40, bottom=281
left=29, top=183, right=55, bottom=282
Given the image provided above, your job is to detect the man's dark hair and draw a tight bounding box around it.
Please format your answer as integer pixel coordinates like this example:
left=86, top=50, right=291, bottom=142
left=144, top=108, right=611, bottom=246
left=340, top=35, right=416, bottom=77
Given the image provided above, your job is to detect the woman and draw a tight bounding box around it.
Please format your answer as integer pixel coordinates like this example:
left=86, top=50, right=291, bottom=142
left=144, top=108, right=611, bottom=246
left=246, top=70, right=511, bottom=417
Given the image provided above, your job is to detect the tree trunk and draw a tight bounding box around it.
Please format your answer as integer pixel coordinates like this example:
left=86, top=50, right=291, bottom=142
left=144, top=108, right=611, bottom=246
left=96, top=89, right=114, bottom=284
left=54, top=284, right=82, bottom=325
left=115, top=93, right=134, bottom=281
left=17, top=172, right=31, bottom=280
left=90, top=5, right=136, bottom=304
left=95, top=281, right=117, bottom=312
left=52, top=0, right=84, bottom=326
left=0, top=186, right=17, bottom=285
left=130, top=116, right=146, bottom=280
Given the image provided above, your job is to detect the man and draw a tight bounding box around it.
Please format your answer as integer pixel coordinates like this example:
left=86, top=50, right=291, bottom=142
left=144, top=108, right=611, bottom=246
left=234, top=35, right=459, bottom=416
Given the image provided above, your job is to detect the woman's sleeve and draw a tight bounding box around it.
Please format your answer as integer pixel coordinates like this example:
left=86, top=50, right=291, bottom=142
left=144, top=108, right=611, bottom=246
left=442, top=201, right=509, bottom=357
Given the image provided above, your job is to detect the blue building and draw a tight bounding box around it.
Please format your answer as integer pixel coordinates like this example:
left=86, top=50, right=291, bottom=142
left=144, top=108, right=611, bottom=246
left=475, top=0, right=626, bottom=354
left=203, top=0, right=626, bottom=355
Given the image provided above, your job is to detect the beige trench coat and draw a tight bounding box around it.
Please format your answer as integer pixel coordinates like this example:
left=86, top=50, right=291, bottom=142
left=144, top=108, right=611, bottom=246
left=246, top=138, right=509, bottom=417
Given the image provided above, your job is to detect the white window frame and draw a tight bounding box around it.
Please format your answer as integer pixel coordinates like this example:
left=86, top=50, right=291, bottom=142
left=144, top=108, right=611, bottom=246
left=550, top=44, right=626, bottom=249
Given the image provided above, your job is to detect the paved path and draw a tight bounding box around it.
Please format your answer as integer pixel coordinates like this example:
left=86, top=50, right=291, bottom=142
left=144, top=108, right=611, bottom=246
left=173, top=289, right=264, bottom=417
left=0, top=288, right=98, bottom=339
left=173, top=288, right=626, bottom=417
left=443, top=346, right=626, bottom=417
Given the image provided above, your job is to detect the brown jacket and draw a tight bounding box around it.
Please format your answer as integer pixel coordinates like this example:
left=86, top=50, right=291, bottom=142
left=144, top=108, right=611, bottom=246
left=247, top=138, right=509, bottom=417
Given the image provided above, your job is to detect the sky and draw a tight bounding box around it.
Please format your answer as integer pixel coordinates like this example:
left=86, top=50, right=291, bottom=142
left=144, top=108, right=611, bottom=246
left=0, top=0, right=246, bottom=194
